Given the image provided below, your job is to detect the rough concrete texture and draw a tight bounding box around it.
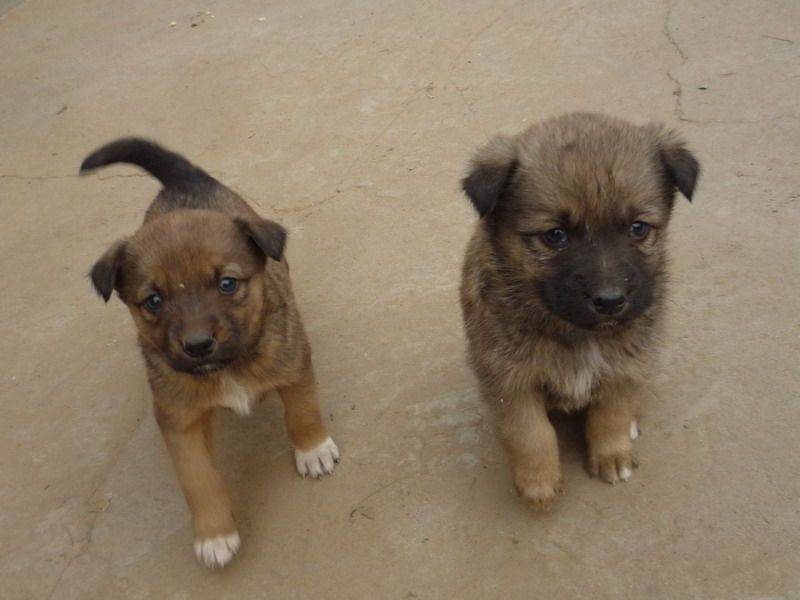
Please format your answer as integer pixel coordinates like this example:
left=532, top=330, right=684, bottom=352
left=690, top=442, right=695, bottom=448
left=1, top=1, right=798, bottom=598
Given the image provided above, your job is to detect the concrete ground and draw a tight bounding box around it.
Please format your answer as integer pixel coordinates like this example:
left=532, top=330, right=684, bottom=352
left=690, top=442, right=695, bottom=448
left=1, top=1, right=798, bottom=598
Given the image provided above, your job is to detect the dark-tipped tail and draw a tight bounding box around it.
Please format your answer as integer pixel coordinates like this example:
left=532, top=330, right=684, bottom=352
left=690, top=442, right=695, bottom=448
left=79, top=138, right=213, bottom=188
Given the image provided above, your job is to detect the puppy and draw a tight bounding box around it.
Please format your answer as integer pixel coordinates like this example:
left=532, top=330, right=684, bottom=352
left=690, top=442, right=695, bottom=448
left=83, top=139, right=339, bottom=567
left=459, top=113, right=699, bottom=508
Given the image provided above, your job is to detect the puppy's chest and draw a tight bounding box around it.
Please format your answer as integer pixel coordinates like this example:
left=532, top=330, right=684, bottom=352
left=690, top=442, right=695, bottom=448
left=217, top=375, right=257, bottom=416
left=540, top=340, right=612, bottom=408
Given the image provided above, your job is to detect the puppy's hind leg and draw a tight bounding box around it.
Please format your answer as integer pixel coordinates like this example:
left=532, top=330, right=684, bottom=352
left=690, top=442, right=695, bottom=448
left=494, top=390, right=563, bottom=510
left=156, top=408, right=239, bottom=569
left=586, top=378, right=641, bottom=484
left=278, top=366, right=339, bottom=478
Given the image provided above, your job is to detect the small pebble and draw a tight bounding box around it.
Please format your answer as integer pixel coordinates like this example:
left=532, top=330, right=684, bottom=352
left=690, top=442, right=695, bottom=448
left=258, top=16, right=266, bottom=22
left=169, top=21, right=177, bottom=27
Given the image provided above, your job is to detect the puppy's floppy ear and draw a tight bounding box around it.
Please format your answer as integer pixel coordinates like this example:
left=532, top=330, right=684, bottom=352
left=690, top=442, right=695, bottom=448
left=461, top=135, right=518, bottom=217
left=656, top=129, right=700, bottom=202
left=90, top=239, right=127, bottom=302
left=235, top=217, right=287, bottom=262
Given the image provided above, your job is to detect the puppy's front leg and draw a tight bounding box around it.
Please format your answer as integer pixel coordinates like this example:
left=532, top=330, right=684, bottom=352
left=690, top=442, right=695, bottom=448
left=494, top=390, right=562, bottom=509
left=155, top=408, right=239, bottom=568
left=277, top=366, right=339, bottom=478
left=586, top=378, right=641, bottom=484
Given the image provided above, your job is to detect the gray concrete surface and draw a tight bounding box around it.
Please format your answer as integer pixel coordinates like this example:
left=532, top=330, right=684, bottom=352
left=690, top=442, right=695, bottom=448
left=1, top=1, right=798, bottom=598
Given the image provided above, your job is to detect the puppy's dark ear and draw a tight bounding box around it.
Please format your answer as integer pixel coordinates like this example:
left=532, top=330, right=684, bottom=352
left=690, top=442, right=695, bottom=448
left=236, top=217, right=287, bottom=262
left=90, top=240, right=127, bottom=302
left=656, top=129, right=700, bottom=201
left=461, top=135, right=518, bottom=217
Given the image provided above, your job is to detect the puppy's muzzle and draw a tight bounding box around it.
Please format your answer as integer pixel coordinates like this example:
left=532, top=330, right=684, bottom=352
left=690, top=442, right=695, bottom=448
left=182, top=332, right=216, bottom=359
left=590, top=287, right=628, bottom=316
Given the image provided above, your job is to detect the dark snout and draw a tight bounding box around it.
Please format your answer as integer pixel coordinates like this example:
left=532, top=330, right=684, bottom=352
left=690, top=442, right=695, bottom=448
left=576, top=240, right=642, bottom=321
left=177, top=328, right=232, bottom=374
left=590, top=286, right=628, bottom=316
left=168, top=319, right=233, bottom=375
left=182, top=331, right=216, bottom=358
left=543, top=238, right=652, bottom=329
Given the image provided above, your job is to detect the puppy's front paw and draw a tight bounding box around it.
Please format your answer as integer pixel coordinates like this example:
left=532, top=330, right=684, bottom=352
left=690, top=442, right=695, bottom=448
left=588, top=447, right=639, bottom=484
left=194, top=531, right=240, bottom=569
left=513, top=469, right=564, bottom=510
left=587, top=419, right=640, bottom=484
left=294, top=436, right=339, bottom=478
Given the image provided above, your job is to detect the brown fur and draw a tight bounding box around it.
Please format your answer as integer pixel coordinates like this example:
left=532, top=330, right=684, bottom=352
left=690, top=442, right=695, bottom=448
left=85, top=139, right=336, bottom=567
left=459, top=113, right=699, bottom=507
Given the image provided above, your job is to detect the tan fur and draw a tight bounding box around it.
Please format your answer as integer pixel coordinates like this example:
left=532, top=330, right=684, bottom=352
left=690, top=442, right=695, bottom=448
left=460, top=113, right=698, bottom=507
left=87, top=142, right=335, bottom=566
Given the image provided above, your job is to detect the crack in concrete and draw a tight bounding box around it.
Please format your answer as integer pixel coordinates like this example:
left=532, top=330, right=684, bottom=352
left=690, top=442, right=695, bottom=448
left=0, top=174, right=75, bottom=181
left=446, top=10, right=515, bottom=124
left=96, top=174, right=150, bottom=181
left=450, top=12, right=506, bottom=74
left=286, top=11, right=513, bottom=221
left=0, top=173, right=149, bottom=182
left=663, top=0, right=687, bottom=122
left=276, top=83, right=429, bottom=221
left=46, top=410, right=147, bottom=600
left=675, top=114, right=800, bottom=125
left=762, top=33, right=794, bottom=44
left=348, top=478, right=404, bottom=522
left=662, top=3, right=799, bottom=126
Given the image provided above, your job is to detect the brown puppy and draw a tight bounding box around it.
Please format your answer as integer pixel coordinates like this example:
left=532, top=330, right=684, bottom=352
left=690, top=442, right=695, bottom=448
left=84, top=139, right=339, bottom=567
left=459, top=113, right=699, bottom=508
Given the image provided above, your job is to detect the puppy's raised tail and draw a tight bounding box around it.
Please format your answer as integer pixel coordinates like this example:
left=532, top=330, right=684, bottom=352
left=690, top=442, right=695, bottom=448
left=79, top=137, right=213, bottom=189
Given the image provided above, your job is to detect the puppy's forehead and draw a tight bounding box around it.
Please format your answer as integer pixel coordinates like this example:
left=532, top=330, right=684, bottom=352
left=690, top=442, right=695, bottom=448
left=515, top=116, right=668, bottom=227
left=129, top=211, right=256, bottom=287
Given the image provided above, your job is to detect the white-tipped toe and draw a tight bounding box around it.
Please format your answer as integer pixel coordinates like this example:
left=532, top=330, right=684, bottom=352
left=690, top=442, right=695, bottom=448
left=294, top=437, right=339, bottom=478
left=629, top=421, right=639, bottom=441
left=619, top=467, right=632, bottom=481
left=194, top=531, right=240, bottom=569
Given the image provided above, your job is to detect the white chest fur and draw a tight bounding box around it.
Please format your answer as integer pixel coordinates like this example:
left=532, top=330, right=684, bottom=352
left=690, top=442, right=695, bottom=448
left=551, top=339, right=611, bottom=403
left=218, top=375, right=255, bottom=416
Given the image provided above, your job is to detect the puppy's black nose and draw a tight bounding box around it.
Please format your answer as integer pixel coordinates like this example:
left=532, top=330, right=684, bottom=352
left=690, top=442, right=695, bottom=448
left=182, top=333, right=215, bottom=358
left=592, top=289, right=627, bottom=315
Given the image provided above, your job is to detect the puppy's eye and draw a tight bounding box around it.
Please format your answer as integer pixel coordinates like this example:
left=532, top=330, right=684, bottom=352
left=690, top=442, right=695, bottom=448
left=629, top=221, right=651, bottom=241
left=541, top=228, right=568, bottom=249
left=143, top=294, right=163, bottom=312
left=218, top=277, right=238, bottom=295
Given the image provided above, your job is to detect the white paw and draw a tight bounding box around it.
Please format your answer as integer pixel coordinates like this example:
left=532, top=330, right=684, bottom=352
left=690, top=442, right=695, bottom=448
left=194, top=531, right=240, bottom=569
left=294, top=436, right=339, bottom=478
left=629, top=420, right=639, bottom=441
